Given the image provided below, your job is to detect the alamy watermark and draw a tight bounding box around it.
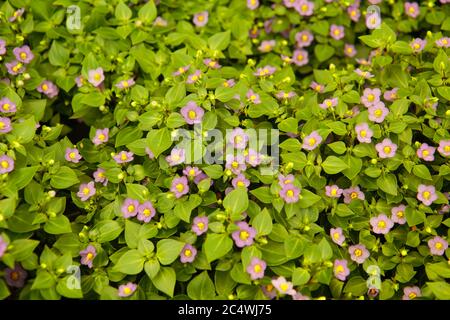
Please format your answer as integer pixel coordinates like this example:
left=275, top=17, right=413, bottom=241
left=66, top=5, right=81, bottom=31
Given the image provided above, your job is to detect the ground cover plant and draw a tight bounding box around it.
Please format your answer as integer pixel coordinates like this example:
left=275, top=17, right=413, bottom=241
left=0, top=0, right=449, bottom=300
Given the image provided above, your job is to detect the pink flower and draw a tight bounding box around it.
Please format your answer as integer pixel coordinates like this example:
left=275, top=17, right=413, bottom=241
left=0, top=39, right=6, bottom=55
left=295, top=0, right=314, bottom=16
left=292, top=49, right=309, bottom=66
left=391, top=205, right=407, bottom=225
left=343, top=186, right=365, bottom=203
left=121, top=198, right=139, bottom=218
left=0, top=235, right=7, bottom=258
left=37, top=80, right=59, bottom=98
left=370, top=214, right=394, bottom=234
left=223, top=79, right=236, bottom=88
left=295, top=31, right=314, bottom=47
left=13, top=45, right=34, bottom=64
left=355, top=123, right=373, bottom=143
left=77, top=181, right=96, bottom=201
left=361, top=88, right=381, bottom=107
left=203, top=59, right=221, bottom=69
left=366, top=12, right=381, bottom=29
left=115, top=78, right=135, bottom=89
left=118, top=282, right=137, bottom=297
left=180, top=101, right=204, bottom=125
left=438, top=140, right=450, bottom=157
left=383, top=88, right=398, bottom=101
left=302, top=131, right=322, bottom=150
left=193, top=11, right=208, bottom=27
left=375, top=138, right=397, bottom=158
left=137, top=201, right=156, bottom=223
left=330, top=24, right=345, bottom=40
left=88, top=67, right=105, bottom=87
left=330, top=227, right=345, bottom=246
left=232, top=174, right=250, bottom=189
left=405, top=2, right=420, bottom=18
left=192, top=216, right=208, bottom=236
left=417, top=184, right=437, bottom=206
left=254, top=65, right=276, bottom=77
left=402, top=286, right=421, bottom=300
left=347, top=6, right=360, bottom=22
left=247, top=0, right=259, bottom=10
left=293, top=293, right=310, bottom=300
left=410, top=38, right=426, bottom=53
left=65, top=147, right=82, bottom=163
left=171, top=176, right=189, bottom=198
left=279, top=184, right=300, bottom=203
left=247, top=89, right=261, bottom=104
left=183, top=166, right=202, bottom=179
left=229, top=128, right=249, bottom=150
left=0, top=97, right=16, bottom=114
left=310, top=81, right=325, bottom=93
left=93, top=128, right=109, bottom=146
left=114, top=151, right=134, bottom=164
left=166, top=148, right=185, bottom=166
left=275, top=91, right=296, bottom=100
left=319, top=98, right=338, bottom=109
left=344, top=44, right=357, bottom=58
left=0, top=155, right=14, bottom=174
left=5, top=60, right=25, bottom=75
left=272, top=276, right=296, bottom=296
left=348, top=244, right=370, bottom=264
left=154, top=16, right=168, bottom=27
left=75, top=75, right=85, bottom=87
left=436, top=37, right=450, bottom=48
left=180, top=244, right=197, bottom=263
left=5, top=264, right=27, bottom=288
left=80, top=245, right=97, bottom=268
left=258, top=40, right=276, bottom=53
left=333, top=259, right=350, bottom=281
left=284, top=0, right=300, bottom=8
left=368, top=102, right=389, bottom=123
left=186, top=70, right=202, bottom=84
left=246, top=258, right=266, bottom=280
left=225, top=154, right=247, bottom=174
left=325, top=185, right=343, bottom=198
left=354, top=68, right=374, bottom=79
left=8, top=8, right=24, bottom=22
left=428, top=236, right=448, bottom=256
left=93, top=168, right=108, bottom=186
left=416, top=143, right=436, bottom=161
left=232, top=221, right=257, bottom=248
left=173, top=65, right=190, bottom=76
left=146, top=147, right=155, bottom=160
left=278, top=174, right=295, bottom=188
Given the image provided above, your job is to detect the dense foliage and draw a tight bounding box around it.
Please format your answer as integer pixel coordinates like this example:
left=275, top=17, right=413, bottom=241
left=0, top=0, right=449, bottom=300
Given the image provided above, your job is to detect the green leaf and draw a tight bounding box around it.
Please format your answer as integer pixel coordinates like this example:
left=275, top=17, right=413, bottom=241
left=115, top=126, right=143, bottom=147
left=93, top=220, right=123, bottom=243
left=437, top=87, right=450, bottom=101
left=125, top=220, right=141, bottom=249
left=115, top=1, right=132, bottom=20
left=113, top=249, right=145, bottom=275
left=314, top=44, right=335, bottom=62
left=31, top=270, right=56, bottom=290
left=147, top=128, right=172, bottom=158
left=321, top=156, right=349, bottom=174
left=56, top=277, right=83, bottom=299
left=204, top=233, right=233, bottom=263
left=343, top=276, right=367, bottom=296
left=384, top=64, right=409, bottom=88
left=223, top=188, right=248, bottom=215
left=284, top=236, right=305, bottom=259
left=165, top=83, right=186, bottom=107
left=252, top=208, right=272, bottom=236
left=292, top=268, right=310, bottom=286
left=327, top=142, right=346, bottom=154
left=152, top=267, right=176, bottom=297
left=9, top=239, right=39, bottom=261
left=44, top=215, right=72, bottom=234
left=427, top=282, right=450, bottom=300
left=9, top=166, right=38, bottom=190
left=208, top=31, right=231, bottom=51
left=278, top=118, right=298, bottom=133
left=139, top=0, right=157, bottom=23
left=144, top=259, right=160, bottom=279
left=413, top=164, right=433, bottom=181
left=0, top=280, right=10, bottom=300
left=187, top=271, right=216, bottom=300
left=318, top=238, right=333, bottom=260
left=50, top=167, right=79, bottom=189
left=48, top=41, right=70, bottom=67
left=376, top=174, right=398, bottom=196
left=126, top=184, right=148, bottom=202
left=298, top=189, right=321, bottom=208
left=425, top=262, right=450, bottom=281
left=12, top=117, right=36, bottom=144
left=156, top=239, right=185, bottom=265
left=405, top=207, right=425, bottom=226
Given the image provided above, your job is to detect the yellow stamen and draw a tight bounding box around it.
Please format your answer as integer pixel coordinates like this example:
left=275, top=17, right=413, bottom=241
left=280, top=283, right=289, bottom=292
left=184, top=249, right=192, bottom=257
left=42, top=84, right=48, bottom=91
left=69, top=152, right=76, bottom=159
left=121, top=153, right=127, bottom=161
left=351, top=192, right=358, bottom=199
left=397, top=211, right=404, bottom=218
left=374, top=109, right=382, bottom=117
left=127, top=205, right=135, bottom=213
left=176, top=183, right=184, bottom=192
left=123, top=287, right=132, bottom=295
left=197, top=222, right=205, bottom=230
left=188, top=110, right=197, bottom=119
left=360, top=130, right=367, bottom=137
left=423, top=191, right=430, bottom=200
left=20, top=52, right=27, bottom=60
left=383, top=146, right=391, bottom=154
left=368, top=94, right=374, bottom=102
left=86, top=252, right=94, bottom=260
left=377, top=220, right=386, bottom=229
left=254, top=264, right=262, bottom=273
left=333, top=232, right=340, bottom=240
left=98, top=134, right=105, bottom=141
left=308, top=138, right=316, bottom=146
left=231, top=161, right=239, bottom=169
left=331, top=188, right=337, bottom=196
left=354, top=249, right=362, bottom=257
left=286, top=190, right=294, bottom=197
left=408, top=292, right=416, bottom=299
left=335, top=265, right=344, bottom=273
left=240, top=231, right=249, bottom=240
left=1, top=161, right=9, bottom=169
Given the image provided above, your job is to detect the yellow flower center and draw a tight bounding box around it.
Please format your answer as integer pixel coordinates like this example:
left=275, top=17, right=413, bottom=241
left=370, top=17, right=376, bottom=24
left=94, top=73, right=101, bottom=81
left=188, top=110, right=197, bottom=119
left=325, top=100, right=332, bottom=107
left=360, top=130, right=367, bottom=137
left=42, top=84, right=48, bottom=91
left=123, top=287, right=132, bottom=295
left=184, top=249, right=192, bottom=257
left=368, top=94, right=375, bottom=102
left=1, top=161, right=9, bottom=169
left=231, top=161, right=239, bottom=169
left=3, top=103, right=10, bottom=111
left=422, top=150, right=429, bottom=157
left=0, top=121, right=4, bottom=129
left=442, top=39, right=448, bottom=45
left=444, top=145, right=450, bottom=152
left=69, top=152, right=76, bottom=159
left=333, top=29, right=341, bottom=36
left=409, top=7, right=415, bottom=13
left=333, top=232, right=340, bottom=240
left=351, top=192, right=358, bottom=199
left=12, top=63, right=23, bottom=72
left=331, top=188, right=337, bottom=196
left=374, top=109, right=382, bottom=117
left=286, top=189, right=294, bottom=197
left=351, top=10, right=356, bottom=17
left=264, top=44, right=271, bottom=51
left=354, top=249, right=362, bottom=257
left=237, top=181, right=245, bottom=187
left=377, top=220, right=386, bottom=229
left=98, top=134, right=106, bottom=141
left=315, top=85, right=322, bottom=92
left=408, top=292, right=416, bottom=299
left=280, top=283, right=289, bottom=292
left=223, top=81, right=229, bottom=87
left=423, top=191, right=430, bottom=200
left=197, top=222, right=205, bottom=230
left=335, top=265, right=344, bottom=273
left=208, top=61, right=216, bottom=67
left=254, top=264, right=262, bottom=273
left=178, top=67, right=185, bottom=74
left=83, top=187, right=90, bottom=195
left=143, top=208, right=151, bottom=216
left=284, top=179, right=292, bottom=184
left=191, top=75, right=198, bottom=81
left=302, top=35, right=308, bottom=41
left=188, top=169, right=196, bottom=176
left=296, top=54, right=303, bottom=61
left=11, top=272, right=19, bottom=281
left=397, top=211, right=404, bottom=218
left=435, top=242, right=443, bottom=250
left=240, top=231, right=249, bottom=240
left=20, top=52, right=27, bottom=60
left=197, top=15, right=204, bottom=22
left=86, top=252, right=94, bottom=260
left=122, top=81, right=129, bottom=88
left=301, top=4, right=308, bottom=12
left=283, top=92, right=289, bottom=98
left=250, top=94, right=257, bottom=101
left=413, top=43, right=420, bottom=50
left=308, top=138, right=316, bottom=146
left=176, top=183, right=184, bottom=192
left=234, top=135, right=243, bottom=144
left=127, top=205, right=135, bottom=213
left=383, top=146, right=391, bottom=154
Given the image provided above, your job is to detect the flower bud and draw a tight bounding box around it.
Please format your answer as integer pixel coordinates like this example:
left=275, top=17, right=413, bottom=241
left=48, top=190, right=56, bottom=198
left=370, top=159, right=377, bottom=164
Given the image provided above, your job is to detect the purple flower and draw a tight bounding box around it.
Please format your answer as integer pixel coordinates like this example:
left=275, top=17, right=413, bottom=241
left=438, top=140, right=450, bottom=157
left=275, top=91, right=296, bottom=100
left=247, top=0, right=259, bottom=9
left=330, top=24, right=344, bottom=40
left=368, top=102, right=389, bottom=123
left=173, top=65, right=190, bottom=76
left=180, top=101, right=204, bottom=125
left=186, top=70, right=202, bottom=84
left=114, top=151, right=134, bottom=164
left=146, top=147, right=155, bottom=160
left=278, top=174, right=295, bottom=188
left=180, top=244, right=197, bottom=263
left=325, top=185, right=343, bottom=198
left=5, top=60, right=25, bottom=75
left=354, top=68, right=374, bottom=79
left=193, top=11, right=208, bottom=27
left=343, top=186, right=365, bottom=204
left=293, top=293, right=310, bottom=300
left=93, top=128, right=109, bottom=146
left=0, top=97, right=16, bottom=114
left=391, top=205, right=407, bottom=225
left=383, top=88, right=398, bottom=101
left=428, top=236, right=448, bottom=256
left=246, top=257, right=266, bottom=280
left=330, top=227, right=345, bottom=246
left=8, top=8, right=24, bottom=22
left=402, top=286, right=421, bottom=300
left=284, top=0, right=300, bottom=8
left=344, top=44, right=357, bottom=58
left=417, top=143, right=436, bottom=161
left=137, top=201, right=156, bottom=223
left=375, top=138, right=397, bottom=158
left=417, top=184, right=437, bottom=206
left=346, top=106, right=360, bottom=118
left=319, top=98, right=338, bottom=109
left=77, top=181, right=96, bottom=201
left=292, top=49, right=309, bottom=67
left=310, top=81, right=324, bottom=93
left=5, top=264, right=27, bottom=288
left=225, top=154, right=247, bottom=175
left=0, top=155, right=14, bottom=174
left=295, top=0, right=314, bottom=16
left=254, top=65, right=276, bottom=77
left=246, top=149, right=262, bottom=167
left=75, top=75, right=85, bottom=87
left=80, top=245, right=97, bottom=268
left=279, top=184, right=300, bottom=203
left=361, top=88, right=381, bottom=107
left=171, top=176, right=189, bottom=198
left=203, top=59, right=221, bottom=69
left=355, top=123, right=373, bottom=143
left=0, top=235, right=8, bottom=258
left=154, top=17, right=168, bottom=27
left=272, top=276, right=296, bottom=296
left=348, top=244, right=370, bottom=264
left=347, top=6, right=360, bottom=22
left=436, top=37, right=450, bottom=48
left=232, top=221, right=257, bottom=248
left=295, top=31, right=314, bottom=47
left=37, top=80, right=59, bottom=98
left=65, top=147, right=82, bottom=163
left=194, top=172, right=209, bottom=185
left=183, top=166, right=201, bottom=179
left=370, top=214, right=394, bottom=235
left=261, top=284, right=277, bottom=299
left=247, top=89, right=261, bottom=104
left=258, top=40, right=276, bottom=53
left=13, top=45, right=34, bottom=64
left=405, top=2, right=420, bottom=18
left=93, top=168, right=108, bottom=186
left=229, top=128, right=249, bottom=150
left=165, top=148, right=185, bottom=166
left=366, top=12, right=381, bottom=29
left=115, top=78, right=135, bottom=89
left=302, top=131, right=322, bottom=150
left=121, top=198, right=139, bottom=218
left=333, top=259, right=350, bottom=281
left=232, top=174, right=250, bottom=189
left=88, top=68, right=105, bottom=87
left=118, top=282, right=137, bottom=297
left=192, top=216, right=208, bottom=236
left=223, top=79, right=236, bottom=88
left=410, top=38, right=426, bottom=53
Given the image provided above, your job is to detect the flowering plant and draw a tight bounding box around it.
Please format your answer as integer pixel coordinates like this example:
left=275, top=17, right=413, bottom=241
left=0, top=0, right=449, bottom=300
